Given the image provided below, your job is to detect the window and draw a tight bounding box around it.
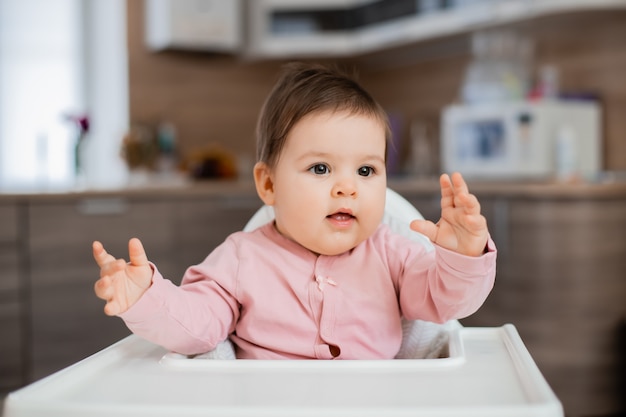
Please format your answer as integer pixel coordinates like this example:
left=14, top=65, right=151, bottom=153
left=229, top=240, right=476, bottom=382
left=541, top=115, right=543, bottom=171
left=0, top=0, right=83, bottom=190
left=0, top=0, right=129, bottom=191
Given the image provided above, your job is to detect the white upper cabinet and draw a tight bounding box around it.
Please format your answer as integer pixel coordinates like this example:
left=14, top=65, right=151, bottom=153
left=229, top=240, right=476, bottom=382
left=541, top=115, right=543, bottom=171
left=145, top=0, right=242, bottom=52
left=243, top=0, right=626, bottom=59
left=144, top=0, right=626, bottom=57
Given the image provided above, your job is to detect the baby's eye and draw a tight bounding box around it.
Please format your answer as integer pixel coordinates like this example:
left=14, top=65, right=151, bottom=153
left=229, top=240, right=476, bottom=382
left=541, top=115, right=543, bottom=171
left=358, top=166, right=375, bottom=177
left=309, top=163, right=329, bottom=175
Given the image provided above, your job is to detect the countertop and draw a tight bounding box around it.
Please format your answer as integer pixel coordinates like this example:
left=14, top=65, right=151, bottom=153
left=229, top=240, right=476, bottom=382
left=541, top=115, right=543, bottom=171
left=2, top=176, right=626, bottom=202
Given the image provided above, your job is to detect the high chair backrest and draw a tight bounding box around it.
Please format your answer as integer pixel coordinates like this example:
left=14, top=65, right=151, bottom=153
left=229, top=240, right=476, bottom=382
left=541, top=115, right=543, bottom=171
left=243, top=187, right=461, bottom=360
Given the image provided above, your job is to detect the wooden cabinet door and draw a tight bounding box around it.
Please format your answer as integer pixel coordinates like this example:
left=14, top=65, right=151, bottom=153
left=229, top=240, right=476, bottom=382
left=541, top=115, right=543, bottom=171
left=403, top=194, right=441, bottom=223
left=27, top=197, right=176, bottom=381
left=171, top=195, right=263, bottom=282
left=0, top=202, right=25, bottom=392
left=461, top=197, right=626, bottom=417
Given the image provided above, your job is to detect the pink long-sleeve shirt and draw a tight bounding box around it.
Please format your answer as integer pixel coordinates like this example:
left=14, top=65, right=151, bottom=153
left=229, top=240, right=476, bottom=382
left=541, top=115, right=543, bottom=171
left=120, top=222, right=496, bottom=359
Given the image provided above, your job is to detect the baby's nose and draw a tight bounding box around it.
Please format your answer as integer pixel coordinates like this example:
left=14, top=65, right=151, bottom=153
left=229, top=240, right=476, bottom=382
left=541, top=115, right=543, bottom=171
left=331, top=177, right=357, bottom=197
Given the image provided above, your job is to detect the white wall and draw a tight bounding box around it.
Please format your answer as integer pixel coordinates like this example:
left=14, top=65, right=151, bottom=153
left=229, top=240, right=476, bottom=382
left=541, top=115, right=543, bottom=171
left=81, top=0, right=130, bottom=189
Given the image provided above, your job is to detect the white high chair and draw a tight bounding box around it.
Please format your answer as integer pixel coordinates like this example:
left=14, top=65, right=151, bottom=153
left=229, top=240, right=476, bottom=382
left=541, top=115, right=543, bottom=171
left=200, top=188, right=461, bottom=360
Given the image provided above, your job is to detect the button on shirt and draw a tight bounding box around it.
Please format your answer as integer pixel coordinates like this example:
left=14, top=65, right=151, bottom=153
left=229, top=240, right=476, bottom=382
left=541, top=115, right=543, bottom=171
left=120, top=222, right=496, bottom=359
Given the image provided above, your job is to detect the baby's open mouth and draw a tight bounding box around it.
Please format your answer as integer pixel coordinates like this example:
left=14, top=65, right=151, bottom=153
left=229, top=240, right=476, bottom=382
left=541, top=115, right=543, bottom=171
left=327, top=212, right=355, bottom=221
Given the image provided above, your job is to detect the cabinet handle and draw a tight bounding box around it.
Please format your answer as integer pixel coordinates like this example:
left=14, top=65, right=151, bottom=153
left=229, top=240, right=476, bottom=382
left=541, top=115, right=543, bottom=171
left=76, top=198, right=128, bottom=215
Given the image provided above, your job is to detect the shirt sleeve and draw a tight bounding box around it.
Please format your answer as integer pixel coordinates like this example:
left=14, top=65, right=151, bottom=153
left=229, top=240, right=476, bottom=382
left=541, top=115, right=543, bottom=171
left=119, top=237, right=242, bottom=355
left=389, top=229, right=497, bottom=323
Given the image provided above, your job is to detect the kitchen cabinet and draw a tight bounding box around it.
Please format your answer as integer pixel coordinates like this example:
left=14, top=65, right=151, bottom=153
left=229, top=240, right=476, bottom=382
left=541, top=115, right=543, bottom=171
left=245, top=0, right=626, bottom=59
left=145, top=0, right=242, bottom=52
left=393, top=180, right=626, bottom=416
left=16, top=190, right=261, bottom=383
left=459, top=195, right=626, bottom=417
left=171, top=195, right=262, bottom=280
left=403, top=193, right=440, bottom=222
left=27, top=197, right=178, bottom=380
left=0, top=202, right=25, bottom=392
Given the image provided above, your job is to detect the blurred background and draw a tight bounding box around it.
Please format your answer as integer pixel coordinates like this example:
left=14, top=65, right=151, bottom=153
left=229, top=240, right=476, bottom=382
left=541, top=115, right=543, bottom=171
left=0, top=1, right=625, bottom=416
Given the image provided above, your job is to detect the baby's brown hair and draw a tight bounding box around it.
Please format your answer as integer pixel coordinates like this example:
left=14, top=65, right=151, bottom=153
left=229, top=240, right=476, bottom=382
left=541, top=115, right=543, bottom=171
left=256, top=62, right=391, bottom=169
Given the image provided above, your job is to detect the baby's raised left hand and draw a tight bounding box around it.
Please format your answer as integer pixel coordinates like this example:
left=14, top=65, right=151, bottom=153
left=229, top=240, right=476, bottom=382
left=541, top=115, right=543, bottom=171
left=410, top=172, right=488, bottom=257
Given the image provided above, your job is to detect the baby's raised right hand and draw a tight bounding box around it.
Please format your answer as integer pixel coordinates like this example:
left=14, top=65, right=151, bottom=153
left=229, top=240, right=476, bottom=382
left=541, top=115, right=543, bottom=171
left=93, top=238, right=153, bottom=316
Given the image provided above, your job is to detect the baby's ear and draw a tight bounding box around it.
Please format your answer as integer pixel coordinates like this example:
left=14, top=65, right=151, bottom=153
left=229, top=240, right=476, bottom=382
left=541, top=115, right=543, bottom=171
left=253, top=162, right=275, bottom=206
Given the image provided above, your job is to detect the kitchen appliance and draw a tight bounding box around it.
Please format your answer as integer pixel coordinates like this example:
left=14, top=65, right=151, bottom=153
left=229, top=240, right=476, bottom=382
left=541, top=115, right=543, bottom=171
left=440, top=100, right=601, bottom=180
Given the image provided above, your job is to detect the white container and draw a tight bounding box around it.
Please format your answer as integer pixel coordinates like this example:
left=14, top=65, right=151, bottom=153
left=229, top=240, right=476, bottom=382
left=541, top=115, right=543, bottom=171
left=3, top=324, right=563, bottom=417
left=555, top=125, right=579, bottom=181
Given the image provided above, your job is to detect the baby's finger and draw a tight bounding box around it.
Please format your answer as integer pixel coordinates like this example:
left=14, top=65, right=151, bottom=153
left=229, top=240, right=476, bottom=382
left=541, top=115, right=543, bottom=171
left=410, top=219, right=439, bottom=243
left=99, top=258, right=128, bottom=278
left=93, top=241, right=116, bottom=267
left=440, top=173, right=455, bottom=208
left=94, top=276, right=114, bottom=301
left=456, top=191, right=481, bottom=215
left=128, top=238, right=149, bottom=267
left=439, top=173, right=453, bottom=195
left=450, top=172, right=470, bottom=195
left=103, top=300, right=121, bottom=316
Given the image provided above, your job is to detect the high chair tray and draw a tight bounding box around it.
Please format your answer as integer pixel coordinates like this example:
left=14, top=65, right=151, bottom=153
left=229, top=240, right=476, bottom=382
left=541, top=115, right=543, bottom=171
left=4, top=324, right=563, bottom=417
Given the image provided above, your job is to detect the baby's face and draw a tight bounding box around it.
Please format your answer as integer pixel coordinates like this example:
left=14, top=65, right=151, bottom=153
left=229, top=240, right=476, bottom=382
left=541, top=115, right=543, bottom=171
left=270, top=110, right=387, bottom=256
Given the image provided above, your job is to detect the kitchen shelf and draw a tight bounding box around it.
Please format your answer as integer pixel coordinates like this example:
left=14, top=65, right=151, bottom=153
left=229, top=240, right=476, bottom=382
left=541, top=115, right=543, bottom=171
left=244, top=0, right=626, bottom=59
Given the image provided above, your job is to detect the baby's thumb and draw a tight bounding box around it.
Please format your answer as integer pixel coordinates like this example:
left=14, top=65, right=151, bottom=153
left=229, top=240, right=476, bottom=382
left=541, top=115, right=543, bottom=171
left=128, top=238, right=149, bottom=267
left=410, top=219, right=438, bottom=243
